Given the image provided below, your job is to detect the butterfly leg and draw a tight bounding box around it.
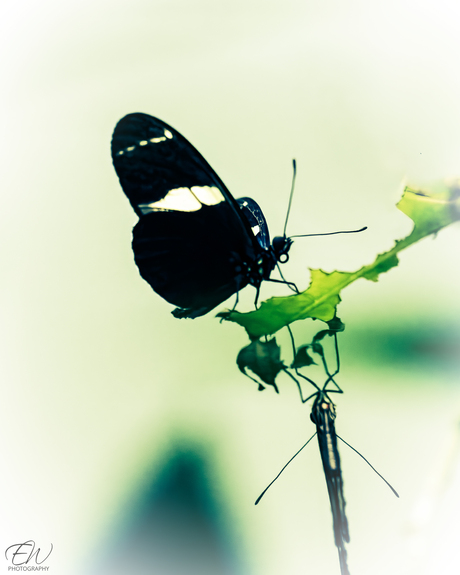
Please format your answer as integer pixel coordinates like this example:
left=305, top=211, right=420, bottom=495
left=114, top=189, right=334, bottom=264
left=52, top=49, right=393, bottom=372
left=254, top=285, right=261, bottom=309
left=276, top=263, right=300, bottom=293
left=286, top=323, right=344, bottom=401
left=231, top=291, right=239, bottom=312
left=285, top=325, right=321, bottom=403
left=321, top=332, right=343, bottom=395
left=220, top=291, right=240, bottom=323
left=266, top=277, right=299, bottom=292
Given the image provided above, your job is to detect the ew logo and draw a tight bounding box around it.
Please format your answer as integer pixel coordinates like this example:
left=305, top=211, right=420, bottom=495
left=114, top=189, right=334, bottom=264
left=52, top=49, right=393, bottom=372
left=5, top=541, right=53, bottom=571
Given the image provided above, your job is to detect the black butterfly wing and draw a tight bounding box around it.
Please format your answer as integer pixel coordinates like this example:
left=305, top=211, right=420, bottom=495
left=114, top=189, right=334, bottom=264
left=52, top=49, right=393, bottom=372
left=111, top=113, right=261, bottom=317
left=237, top=197, right=271, bottom=250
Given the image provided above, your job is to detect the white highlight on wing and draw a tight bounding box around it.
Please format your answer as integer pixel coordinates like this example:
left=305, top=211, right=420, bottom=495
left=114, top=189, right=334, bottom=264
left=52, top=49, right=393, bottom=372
left=115, top=128, right=173, bottom=156
left=192, top=185, right=224, bottom=205
left=138, top=185, right=224, bottom=214
left=251, top=225, right=260, bottom=236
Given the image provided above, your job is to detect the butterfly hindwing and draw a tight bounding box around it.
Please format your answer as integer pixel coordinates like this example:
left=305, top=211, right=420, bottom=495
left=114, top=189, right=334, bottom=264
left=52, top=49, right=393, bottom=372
left=133, top=204, right=255, bottom=316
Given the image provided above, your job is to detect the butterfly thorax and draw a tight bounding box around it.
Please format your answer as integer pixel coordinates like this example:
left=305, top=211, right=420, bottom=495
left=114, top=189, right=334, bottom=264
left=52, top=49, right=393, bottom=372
left=247, top=251, right=276, bottom=287
left=233, top=235, right=292, bottom=288
left=310, top=393, right=337, bottom=428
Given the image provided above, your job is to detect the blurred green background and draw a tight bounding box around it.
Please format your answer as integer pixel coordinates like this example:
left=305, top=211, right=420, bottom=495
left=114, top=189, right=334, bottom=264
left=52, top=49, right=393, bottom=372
left=1, top=1, right=459, bottom=574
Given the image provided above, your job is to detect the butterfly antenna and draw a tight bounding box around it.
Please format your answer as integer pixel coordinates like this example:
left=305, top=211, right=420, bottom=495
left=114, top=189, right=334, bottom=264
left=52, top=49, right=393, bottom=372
left=337, top=435, right=399, bottom=498
left=291, top=226, right=367, bottom=238
left=283, top=159, right=297, bottom=237
left=255, top=432, right=316, bottom=505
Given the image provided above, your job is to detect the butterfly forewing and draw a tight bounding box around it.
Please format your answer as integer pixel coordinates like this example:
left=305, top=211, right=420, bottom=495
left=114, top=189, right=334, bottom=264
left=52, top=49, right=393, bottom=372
left=113, top=114, right=244, bottom=218
left=112, top=113, right=264, bottom=317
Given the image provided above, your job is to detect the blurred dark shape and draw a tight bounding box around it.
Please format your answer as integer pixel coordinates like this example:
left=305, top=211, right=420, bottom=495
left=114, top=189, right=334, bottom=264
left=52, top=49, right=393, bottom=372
left=93, top=448, right=244, bottom=575
left=341, top=321, right=460, bottom=372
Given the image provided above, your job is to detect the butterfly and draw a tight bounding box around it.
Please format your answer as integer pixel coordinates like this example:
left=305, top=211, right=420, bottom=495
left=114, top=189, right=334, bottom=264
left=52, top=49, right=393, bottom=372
left=111, top=113, right=293, bottom=318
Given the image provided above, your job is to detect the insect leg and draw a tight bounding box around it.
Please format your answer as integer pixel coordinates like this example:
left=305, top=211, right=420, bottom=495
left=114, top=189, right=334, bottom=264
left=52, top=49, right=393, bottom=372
left=265, top=276, right=299, bottom=292
left=231, top=291, right=239, bottom=311
left=219, top=292, right=240, bottom=324
left=253, top=285, right=261, bottom=308
left=283, top=369, right=319, bottom=403
left=276, top=263, right=299, bottom=293
left=285, top=325, right=320, bottom=402
left=321, top=332, right=343, bottom=394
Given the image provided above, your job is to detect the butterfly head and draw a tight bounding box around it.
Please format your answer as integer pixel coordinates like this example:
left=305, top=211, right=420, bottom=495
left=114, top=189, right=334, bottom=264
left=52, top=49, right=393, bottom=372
left=310, top=392, right=336, bottom=426
left=272, top=235, right=293, bottom=264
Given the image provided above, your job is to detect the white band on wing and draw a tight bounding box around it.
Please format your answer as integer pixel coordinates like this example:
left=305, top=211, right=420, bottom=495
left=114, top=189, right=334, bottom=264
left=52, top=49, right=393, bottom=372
left=139, top=185, right=225, bottom=214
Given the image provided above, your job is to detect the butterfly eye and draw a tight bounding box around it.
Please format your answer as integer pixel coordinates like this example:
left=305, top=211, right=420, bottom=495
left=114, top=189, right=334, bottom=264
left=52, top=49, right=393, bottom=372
left=272, top=236, right=292, bottom=262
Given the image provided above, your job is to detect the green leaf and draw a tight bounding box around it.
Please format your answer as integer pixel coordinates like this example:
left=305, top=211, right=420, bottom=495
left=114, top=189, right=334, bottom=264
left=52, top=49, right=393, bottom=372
left=236, top=339, right=283, bottom=392
left=326, top=316, right=345, bottom=332
left=291, top=319, right=343, bottom=368
left=219, top=183, right=460, bottom=339
left=291, top=345, right=316, bottom=368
